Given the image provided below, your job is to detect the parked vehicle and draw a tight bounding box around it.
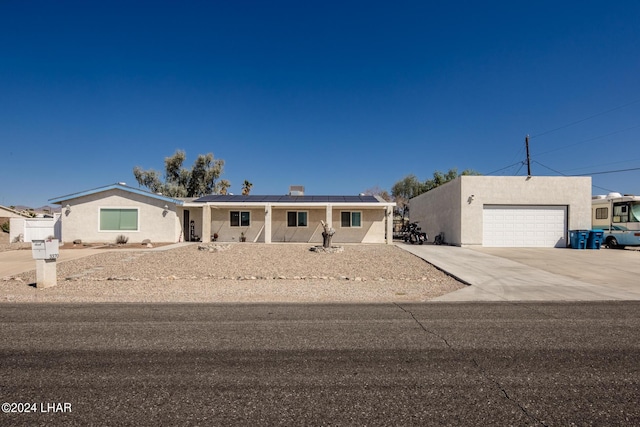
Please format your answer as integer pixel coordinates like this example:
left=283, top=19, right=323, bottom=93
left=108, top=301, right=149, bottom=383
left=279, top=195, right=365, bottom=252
left=402, top=222, right=427, bottom=245
left=592, top=193, right=640, bottom=248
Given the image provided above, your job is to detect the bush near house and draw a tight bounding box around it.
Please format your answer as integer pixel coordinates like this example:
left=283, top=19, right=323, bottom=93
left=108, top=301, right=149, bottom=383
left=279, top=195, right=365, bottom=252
left=1, top=220, right=9, bottom=233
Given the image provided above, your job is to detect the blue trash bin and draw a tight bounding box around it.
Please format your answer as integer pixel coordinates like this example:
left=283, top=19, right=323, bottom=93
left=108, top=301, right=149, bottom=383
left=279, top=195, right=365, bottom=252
left=587, top=230, right=604, bottom=250
left=569, top=230, right=589, bottom=249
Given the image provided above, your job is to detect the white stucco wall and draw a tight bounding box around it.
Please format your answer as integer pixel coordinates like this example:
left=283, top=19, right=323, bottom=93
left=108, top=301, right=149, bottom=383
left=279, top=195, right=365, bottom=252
left=210, top=207, right=267, bottom=242
left=59, top=189, right=181, bottom=244
left=203, top=205, right=389, bottom=244
left=409, top=179, right=462, bottom=245
left=409, top=176, right=592, bottom=246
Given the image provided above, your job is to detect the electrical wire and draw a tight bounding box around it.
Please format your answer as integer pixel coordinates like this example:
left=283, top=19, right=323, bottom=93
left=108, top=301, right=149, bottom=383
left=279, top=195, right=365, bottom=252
left=535, top=124, right=640, bottom=157
left=530, top=98, right=640, bottom=139
left=574, top=167, right=640, bottom=176
left=532, top=161, right=616, bottom=193
left=483, top=161, right=525, bottom=176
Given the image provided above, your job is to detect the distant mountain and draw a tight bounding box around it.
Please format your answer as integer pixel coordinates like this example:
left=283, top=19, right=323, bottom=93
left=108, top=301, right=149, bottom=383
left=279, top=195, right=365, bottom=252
left=9, top=205, right=61, bottom=214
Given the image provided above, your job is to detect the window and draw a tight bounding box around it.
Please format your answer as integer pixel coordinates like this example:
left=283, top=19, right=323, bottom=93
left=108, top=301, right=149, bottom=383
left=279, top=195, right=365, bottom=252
left=613, top=204, right=629, bottom=223
left=287, top=211, right=308, bottom=227
left=230, top=211, right=250, bottom=227
left=341, top=211, right=362, bottom=228
left=595, top=207, right=608, bottom=220
left=100, top=208, right=138, bottom=231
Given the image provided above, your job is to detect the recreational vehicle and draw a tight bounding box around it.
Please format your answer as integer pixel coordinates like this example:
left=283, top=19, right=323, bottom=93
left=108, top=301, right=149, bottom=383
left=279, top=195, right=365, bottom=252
left=592, top=193, right=640, bottom=248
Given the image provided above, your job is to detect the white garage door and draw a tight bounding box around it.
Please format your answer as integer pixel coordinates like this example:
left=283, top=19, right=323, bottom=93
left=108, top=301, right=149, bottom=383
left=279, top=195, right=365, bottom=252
left=483, top=205, right=567, bottom=247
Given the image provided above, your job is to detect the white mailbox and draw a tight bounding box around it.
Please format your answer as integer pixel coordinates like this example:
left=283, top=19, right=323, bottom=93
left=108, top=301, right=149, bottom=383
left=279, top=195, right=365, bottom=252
left=32, top=239, right=59, bottom=260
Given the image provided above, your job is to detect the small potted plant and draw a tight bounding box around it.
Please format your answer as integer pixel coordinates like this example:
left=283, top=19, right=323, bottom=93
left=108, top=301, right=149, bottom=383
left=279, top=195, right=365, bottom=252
left=213, top=233, right=218, bottom=242
left=240, top=232, right=246, bottom=242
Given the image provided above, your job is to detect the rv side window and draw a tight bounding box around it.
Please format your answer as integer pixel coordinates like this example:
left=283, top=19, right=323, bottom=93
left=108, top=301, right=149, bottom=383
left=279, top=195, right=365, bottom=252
left=595, top=207, right=608, bottom=220
left=631, top=203, right=640, bottom=222
left=613, top=204, right=629, bottom=223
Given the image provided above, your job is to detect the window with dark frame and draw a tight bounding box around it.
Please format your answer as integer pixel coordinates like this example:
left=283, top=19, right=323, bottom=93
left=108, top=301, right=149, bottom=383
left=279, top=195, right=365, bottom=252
left=341, top=211, right=362, bottom=227
left=230, top=211, right=250, bottom=227
left=287, top=211, right=308, bottom=227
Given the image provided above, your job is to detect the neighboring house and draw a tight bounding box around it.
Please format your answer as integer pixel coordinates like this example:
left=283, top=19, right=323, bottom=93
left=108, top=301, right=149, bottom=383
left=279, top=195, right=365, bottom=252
left=10, top=214, right=62, bottom=243
left=0, top=205, right=32, bottom=220
left=409, top=176, right=592, bottom=247
left=49, top=183, right=396, bottom=244
left=2, top=205, right=62, bottom=243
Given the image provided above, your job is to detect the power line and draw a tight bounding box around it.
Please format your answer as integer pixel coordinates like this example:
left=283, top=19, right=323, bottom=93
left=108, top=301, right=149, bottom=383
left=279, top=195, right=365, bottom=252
left=532, top=161, right=616, bottom=193
left=573, top=167, right=640, bottom=176
left=563, top=157, right=640, bottom=173
left=483, top=161, right=525, bottom=176
left=535, top=124, right=640, bottom=157
left=530, top=98, right=640, bottom=139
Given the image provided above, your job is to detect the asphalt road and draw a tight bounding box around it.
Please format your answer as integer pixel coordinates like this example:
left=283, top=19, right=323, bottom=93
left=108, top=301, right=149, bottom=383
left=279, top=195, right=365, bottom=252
left=1, top=302, right=639, bottom=426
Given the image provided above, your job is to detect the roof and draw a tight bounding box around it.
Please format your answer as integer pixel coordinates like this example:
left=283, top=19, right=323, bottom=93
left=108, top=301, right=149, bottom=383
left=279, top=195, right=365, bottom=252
left=193, top=194, right=386, bottom=204
left=49, top=183, right=184, bottom=205
left=0, top=205, right=32, bottom=218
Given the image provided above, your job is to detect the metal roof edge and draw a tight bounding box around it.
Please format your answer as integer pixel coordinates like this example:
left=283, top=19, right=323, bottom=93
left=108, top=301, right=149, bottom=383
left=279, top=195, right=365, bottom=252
left=49, top=183, right=184, bottom=205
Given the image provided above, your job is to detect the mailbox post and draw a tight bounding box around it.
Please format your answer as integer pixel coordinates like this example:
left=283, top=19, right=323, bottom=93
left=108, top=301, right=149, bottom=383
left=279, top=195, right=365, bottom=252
left=32, top=239, right=59, bottom=288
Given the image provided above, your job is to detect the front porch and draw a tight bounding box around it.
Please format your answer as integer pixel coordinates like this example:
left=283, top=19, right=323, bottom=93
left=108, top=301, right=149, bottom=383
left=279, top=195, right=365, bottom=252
left=179, top=202, right=394, bottom=244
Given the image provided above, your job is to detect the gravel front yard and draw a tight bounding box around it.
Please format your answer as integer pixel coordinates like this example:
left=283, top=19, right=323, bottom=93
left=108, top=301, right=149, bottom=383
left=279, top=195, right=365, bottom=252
left=2, top=243, right=465, bottom=303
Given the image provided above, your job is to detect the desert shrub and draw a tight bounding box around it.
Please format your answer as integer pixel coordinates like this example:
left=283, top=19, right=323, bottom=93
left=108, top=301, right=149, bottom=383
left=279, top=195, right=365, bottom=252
left=0, top=221, right=8, bottom=233
left=116, top=235, right=129, bottom=244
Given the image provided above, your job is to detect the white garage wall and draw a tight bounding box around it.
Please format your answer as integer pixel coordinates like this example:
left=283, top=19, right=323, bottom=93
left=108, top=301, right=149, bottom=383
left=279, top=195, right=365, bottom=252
left=410, top=176, right=591, bottom=247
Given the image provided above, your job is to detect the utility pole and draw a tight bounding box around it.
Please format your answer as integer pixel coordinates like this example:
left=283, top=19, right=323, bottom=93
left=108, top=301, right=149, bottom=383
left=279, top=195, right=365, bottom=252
left=525, top=135, right=532, bottom=176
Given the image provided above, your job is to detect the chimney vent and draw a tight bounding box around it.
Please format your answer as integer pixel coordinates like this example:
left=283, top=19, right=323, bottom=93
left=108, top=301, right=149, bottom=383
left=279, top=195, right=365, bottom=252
left=289, top=185, right=304, bottom=196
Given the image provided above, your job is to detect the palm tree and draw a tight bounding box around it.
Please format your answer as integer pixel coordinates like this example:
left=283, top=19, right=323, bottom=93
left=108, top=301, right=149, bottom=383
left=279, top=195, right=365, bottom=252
left=217, top=179, right=231, bottom=195
left=241, top=180, right=253, bottom=196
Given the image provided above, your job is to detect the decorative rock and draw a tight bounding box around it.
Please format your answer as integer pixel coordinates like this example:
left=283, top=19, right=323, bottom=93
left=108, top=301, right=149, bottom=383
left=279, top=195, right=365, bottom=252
left=142, top=239, right=151, bottom=244
left=309, top=246, right=344, bottom=254
left=198, top=243, right=232, bottom=252
left=73, top=239, right=82, bottom=245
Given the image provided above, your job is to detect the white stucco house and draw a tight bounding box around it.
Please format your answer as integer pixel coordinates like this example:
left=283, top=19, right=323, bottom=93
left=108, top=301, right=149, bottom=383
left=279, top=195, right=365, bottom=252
left=49, top=183, right=396, bottom=244
left=409, top=176, right=592, bottom=247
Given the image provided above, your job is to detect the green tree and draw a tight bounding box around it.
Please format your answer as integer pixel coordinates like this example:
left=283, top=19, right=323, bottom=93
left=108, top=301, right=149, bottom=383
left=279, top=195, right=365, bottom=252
left=391, top=169, right=481, bottom=223
left=216, top=179, right=231, bottom=195
left=241, top=180, right=253, bottom=196
left=423, top=168, right=480, bottom=191
left=133, top=150, right=226, bottom=198
left=391, top=174, right=426, bottom=224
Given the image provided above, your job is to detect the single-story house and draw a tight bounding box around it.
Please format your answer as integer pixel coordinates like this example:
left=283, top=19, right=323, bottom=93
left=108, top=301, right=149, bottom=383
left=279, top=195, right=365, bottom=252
left=409, top=176, right=592, bottom=247
left=49, top=183, right=396, bottom=244
left=0, top=205, right=32, bottom=220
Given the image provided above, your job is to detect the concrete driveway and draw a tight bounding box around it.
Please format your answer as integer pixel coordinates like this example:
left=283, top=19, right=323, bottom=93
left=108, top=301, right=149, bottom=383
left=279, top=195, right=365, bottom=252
left=397, top=243, right=640, bottom=301
left=472, top=247, right=640, bottom=291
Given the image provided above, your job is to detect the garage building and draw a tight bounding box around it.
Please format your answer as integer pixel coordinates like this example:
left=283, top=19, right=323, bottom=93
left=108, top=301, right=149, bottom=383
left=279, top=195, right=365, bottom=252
left=409, top=176, right=592, bottom=247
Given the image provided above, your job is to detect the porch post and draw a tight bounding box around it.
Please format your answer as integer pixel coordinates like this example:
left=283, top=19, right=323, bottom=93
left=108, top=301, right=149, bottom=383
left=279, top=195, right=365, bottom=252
left=326, top=204, right=332, bottom=228
left=201, top=204, right=211, bottom=243
left=386, top=206, right=393, bottom=244
left=264, top=204, right=272, bottom=244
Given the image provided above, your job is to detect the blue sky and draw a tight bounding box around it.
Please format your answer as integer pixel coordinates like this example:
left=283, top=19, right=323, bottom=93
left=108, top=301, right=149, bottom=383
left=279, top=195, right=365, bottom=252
left=2, top=1, right=639, bottom=207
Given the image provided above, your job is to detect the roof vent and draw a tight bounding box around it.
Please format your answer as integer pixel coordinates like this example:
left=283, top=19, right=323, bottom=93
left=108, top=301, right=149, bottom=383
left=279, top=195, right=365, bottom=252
left=117, top=182, right=127, bottom=186
left=289, top=185, right=304, bottom=196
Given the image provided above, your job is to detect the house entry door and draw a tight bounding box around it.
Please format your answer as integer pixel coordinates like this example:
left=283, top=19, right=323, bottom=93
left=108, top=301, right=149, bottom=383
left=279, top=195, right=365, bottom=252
left=183, top=210, right=190, bottom=242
